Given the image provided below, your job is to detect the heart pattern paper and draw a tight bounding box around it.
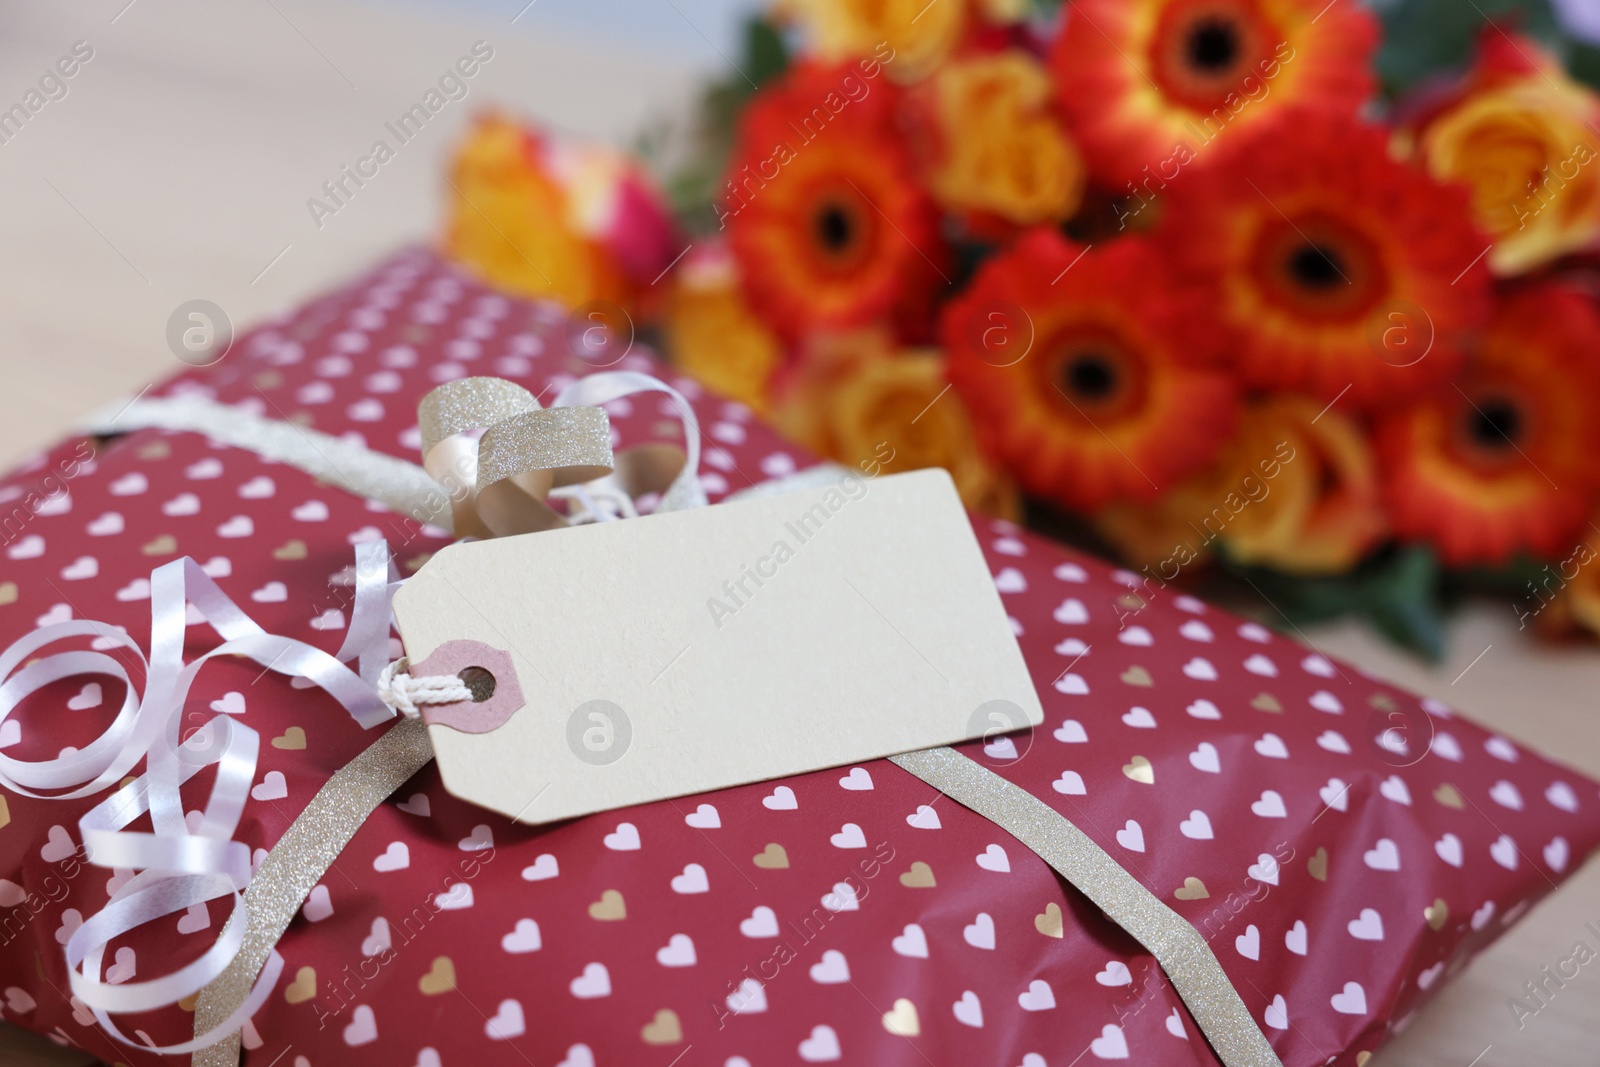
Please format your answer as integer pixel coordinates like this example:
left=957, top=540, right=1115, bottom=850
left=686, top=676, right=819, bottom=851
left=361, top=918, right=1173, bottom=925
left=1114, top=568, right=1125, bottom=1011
left=0, top=249, right=1596, bottom=1067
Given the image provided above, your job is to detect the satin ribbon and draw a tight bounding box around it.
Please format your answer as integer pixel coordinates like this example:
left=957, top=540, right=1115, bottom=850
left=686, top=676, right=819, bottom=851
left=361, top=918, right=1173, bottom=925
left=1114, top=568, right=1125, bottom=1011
left=0, top=542, right=400, bottom=1054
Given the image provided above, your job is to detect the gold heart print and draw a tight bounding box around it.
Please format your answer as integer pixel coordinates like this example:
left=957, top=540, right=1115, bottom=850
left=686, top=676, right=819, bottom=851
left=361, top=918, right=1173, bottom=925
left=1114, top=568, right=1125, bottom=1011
left=1250, top=692, right=1282, bottom=713
left=1120, top=665, right=1154, bottom=687
left=588, top=889, right=626, bottom=921
left=899, top=861, right=936, bottom=888
left=753, top=843, right=789, bottom=869
left=1307, top=847, right=1329, bottom=882
left=142, top=535, right=177, bottom=557
left=272, top=727, right=307, bottom=751
left=1034, top=902, right=1064, bottom=938
left=881, top=998, right=920, bottom=1036
left=640, top=1009, right=682, bottom=1045
left=273, top=539, right=309, bottom=561
left=1425, top=899, right=1449, bottom=932
left=1122, top=755, right=1154, bottom=784
left=1174, top=877, right=1209, bottom=901
left=284, top=966, right=317, bottom=1004
left=418, top=956, right=456, bottom=995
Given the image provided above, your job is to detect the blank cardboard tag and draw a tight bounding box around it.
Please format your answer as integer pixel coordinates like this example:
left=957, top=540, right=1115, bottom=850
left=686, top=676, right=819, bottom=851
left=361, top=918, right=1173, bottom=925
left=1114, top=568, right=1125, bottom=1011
left=392, top=468, right=1043, bottom=825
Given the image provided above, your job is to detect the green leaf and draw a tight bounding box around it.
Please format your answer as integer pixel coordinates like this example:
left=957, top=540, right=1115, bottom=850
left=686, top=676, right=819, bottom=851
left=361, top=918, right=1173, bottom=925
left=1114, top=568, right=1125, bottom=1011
left=1215, top=544, right=1448, bottom=661
left=1376, top=0, right=1563, bottom=96
left=1359, top=546, right=1446, bottom=660
left=659, top=16, right=794, bottom=235
left=742, top=17, right=791, bottom=88
left=1565, top=41, right=1600, bottom=89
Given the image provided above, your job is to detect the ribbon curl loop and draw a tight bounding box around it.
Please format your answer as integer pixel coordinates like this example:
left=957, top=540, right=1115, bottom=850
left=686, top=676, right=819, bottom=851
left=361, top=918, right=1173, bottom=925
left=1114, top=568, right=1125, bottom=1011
left=415, top=371, right=705, bottom=537
left=0, top=541, right=404, bottom=1054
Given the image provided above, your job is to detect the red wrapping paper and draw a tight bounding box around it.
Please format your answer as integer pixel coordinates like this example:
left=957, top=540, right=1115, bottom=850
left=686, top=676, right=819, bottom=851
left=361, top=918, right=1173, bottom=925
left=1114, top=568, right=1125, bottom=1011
left=0, top=248, right=1596, bottom=1067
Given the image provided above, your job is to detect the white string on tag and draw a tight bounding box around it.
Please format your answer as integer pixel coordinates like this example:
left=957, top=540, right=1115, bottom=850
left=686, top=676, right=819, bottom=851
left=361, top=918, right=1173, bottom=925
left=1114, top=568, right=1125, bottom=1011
left=374, top=659, right=475, bottom=719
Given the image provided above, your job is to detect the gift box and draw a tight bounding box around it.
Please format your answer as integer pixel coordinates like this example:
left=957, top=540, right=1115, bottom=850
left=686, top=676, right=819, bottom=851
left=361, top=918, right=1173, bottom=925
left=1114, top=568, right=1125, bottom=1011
left=1, top=247, right=1597, bottom=1067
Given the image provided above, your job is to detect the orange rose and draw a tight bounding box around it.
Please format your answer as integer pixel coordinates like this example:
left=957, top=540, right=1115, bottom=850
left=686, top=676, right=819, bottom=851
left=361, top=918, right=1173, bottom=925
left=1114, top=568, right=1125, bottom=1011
left=774, top=330, right=1019, bottom=517
left=1097, top=398, right=1386, bottom=575
left=445, top=115, right=679, bottom=309
left=774, top=0, right=1020, bottom=83
left=919, top=51, right=1087, bottom=225
left=1533, top=529, right=1600, bottom=636
left=663, top=243, right=784, bottom=416
left=1406, top=31, right=1600, bottom=275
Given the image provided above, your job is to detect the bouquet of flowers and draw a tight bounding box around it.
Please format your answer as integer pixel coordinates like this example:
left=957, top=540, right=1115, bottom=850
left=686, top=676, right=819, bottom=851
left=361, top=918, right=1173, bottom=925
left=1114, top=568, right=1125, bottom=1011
left=441, top=0, right=1600, bottom=657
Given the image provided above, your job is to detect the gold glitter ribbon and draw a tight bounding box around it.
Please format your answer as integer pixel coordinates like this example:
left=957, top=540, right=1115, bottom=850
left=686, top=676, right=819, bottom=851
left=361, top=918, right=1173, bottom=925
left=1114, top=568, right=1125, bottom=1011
left=891, top=747, right=1284, bottom=1067
left=417, top=375, right=702, bottom=538
left=417, top=377, right=613, bottom=537
left=192, top=719, right=435, bottom=1067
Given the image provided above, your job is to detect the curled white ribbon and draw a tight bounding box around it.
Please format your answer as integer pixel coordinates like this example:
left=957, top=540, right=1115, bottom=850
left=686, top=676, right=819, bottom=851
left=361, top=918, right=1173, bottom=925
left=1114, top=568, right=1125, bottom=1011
left=4, top=369, right=708, bottom=1054
left=0, top=542, right=400, bottom=1053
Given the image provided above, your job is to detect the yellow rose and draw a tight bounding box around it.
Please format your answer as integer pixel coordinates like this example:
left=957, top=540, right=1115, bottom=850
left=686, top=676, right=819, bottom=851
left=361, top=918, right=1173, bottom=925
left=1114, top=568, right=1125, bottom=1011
left=924, top=51, right=1087, bottom=225
left=774, top=330, right=1020, bottom=517
left=1097, top=399, right=1386, bottom=576
left=664, top=244, right=784, bottom=416
left=444, top=116, right=679, bottom=310
left=1411, top=36, right=1600, bottom=275
left=445, top=117, right=622, bottom=307
left=774, top=0, right=1012, bottom=83
left=1535, top=530, right=1600, bottom=637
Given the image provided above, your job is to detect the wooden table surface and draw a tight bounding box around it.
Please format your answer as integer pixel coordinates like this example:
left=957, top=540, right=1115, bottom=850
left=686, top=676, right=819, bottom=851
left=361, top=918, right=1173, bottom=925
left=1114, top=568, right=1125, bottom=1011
left=0, top=2, right=1595, bottom=1065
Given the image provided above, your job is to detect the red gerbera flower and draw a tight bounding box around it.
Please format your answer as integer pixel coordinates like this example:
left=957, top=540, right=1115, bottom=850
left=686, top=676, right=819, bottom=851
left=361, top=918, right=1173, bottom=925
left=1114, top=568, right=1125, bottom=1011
left=944, top=231, right=1240, bottom=511
left=1159, top=109, right=1493, bottom=410
left=1051, top=0, right=1378, bottom=185
left=1376, top=284, right=1600, bottom=566
left=723, top=61, right=946, bottom=342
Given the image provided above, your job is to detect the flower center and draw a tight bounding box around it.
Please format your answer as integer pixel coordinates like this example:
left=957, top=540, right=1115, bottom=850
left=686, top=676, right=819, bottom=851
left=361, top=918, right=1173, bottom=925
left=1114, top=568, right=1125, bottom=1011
left=1040, top=327, right=1149, bottom=423
left=1187, top=18, right=1240, bottom=72
left=814, top=202, right=855, bottom=253
left=1063, top=352, right=1119, bottom=401
left=1250, top=212, right=1390, bottom=323
left=803, top=187, right=877, bottom=276
left=1288, top=243, right=1347, bottom=290
left=1151, top=0, right=1271, bottom=111
left=1449, top=385, right=1535, bottom=471
left=1467, top=397, right=1522, bottom=450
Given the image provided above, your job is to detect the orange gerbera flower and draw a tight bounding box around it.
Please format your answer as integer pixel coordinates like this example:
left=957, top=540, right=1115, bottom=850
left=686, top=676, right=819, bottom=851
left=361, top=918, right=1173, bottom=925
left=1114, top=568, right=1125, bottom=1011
left=1159, top=109, right=1493, bottom=410
left=1050, top=0, right=1377, bottom=185
left=723, top=61, right=946, bottom=343
left=944, top=231, right=1240, bottom=511
left=1376, top=285, right=1600, bottom=566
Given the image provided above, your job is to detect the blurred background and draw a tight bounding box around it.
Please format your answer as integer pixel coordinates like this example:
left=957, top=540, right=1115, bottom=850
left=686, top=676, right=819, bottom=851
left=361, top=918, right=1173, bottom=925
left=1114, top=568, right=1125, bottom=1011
left=2, top=1, right=1599, bottom=1064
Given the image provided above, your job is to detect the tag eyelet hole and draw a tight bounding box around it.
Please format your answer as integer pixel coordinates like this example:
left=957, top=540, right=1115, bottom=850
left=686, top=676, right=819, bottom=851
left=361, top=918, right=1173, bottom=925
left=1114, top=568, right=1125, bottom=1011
left=457, top=666, right=497, bottom=703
